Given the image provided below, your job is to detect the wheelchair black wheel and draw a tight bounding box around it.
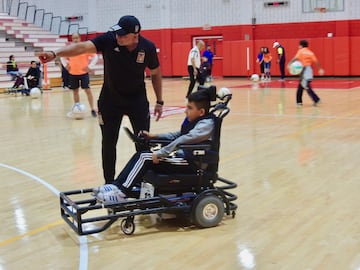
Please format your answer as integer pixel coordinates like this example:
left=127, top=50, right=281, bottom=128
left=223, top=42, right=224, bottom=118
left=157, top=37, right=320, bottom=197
left=120, top=218, right=135, bottom=235
left=192, top=195, right=224, bottom=228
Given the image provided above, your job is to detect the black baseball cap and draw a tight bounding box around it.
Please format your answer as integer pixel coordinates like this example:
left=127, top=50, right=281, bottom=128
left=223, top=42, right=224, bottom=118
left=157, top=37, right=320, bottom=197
left=110, top=15, right=141, bottom=36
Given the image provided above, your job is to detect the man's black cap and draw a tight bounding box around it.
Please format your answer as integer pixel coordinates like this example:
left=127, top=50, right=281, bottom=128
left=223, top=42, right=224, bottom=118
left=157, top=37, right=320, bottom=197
left=110, top=15, right=141, bottom=36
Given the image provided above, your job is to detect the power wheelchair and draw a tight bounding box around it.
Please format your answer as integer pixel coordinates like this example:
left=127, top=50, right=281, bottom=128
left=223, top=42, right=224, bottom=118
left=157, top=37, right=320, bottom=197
left=59, top=85, right=237, bottom=235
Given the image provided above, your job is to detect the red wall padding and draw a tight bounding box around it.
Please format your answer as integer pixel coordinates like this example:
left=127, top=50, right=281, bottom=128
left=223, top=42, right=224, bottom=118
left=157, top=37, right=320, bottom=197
left=223, top=41, right=253, bottom=76
left=350, top=37, right=360, bottom=76
left=171, top=42, right=190, bottom=76
left=70, top=19, right=360, bottom=76
left=333, top=37, right=350, bottom=75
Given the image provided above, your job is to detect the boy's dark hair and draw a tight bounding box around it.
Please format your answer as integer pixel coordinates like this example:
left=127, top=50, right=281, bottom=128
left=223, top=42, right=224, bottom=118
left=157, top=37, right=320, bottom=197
left=300, top=40, right=309, bottom=47
left=188, top=90, right=211, bottom=113
left=31, top=60, right=36, bottom=65
left=9, top=55, right=14, bottom=60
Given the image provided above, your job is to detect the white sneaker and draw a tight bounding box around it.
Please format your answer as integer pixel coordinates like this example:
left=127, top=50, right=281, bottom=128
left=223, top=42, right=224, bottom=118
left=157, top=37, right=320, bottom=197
left=93, top=184, right=119, bottom=195
left=96, top=190, right=127, bottom=204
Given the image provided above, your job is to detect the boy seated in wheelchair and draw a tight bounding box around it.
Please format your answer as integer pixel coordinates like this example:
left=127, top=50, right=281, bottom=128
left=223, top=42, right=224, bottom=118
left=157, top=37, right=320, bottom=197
left=93, top=89, right=217, bottom=204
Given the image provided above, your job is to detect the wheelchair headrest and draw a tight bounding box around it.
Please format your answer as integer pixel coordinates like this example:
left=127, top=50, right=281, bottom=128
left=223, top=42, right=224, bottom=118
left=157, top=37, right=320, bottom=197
left=197, top=85, right=232, bottom=107
left=197, top=85, right=217, bottom=101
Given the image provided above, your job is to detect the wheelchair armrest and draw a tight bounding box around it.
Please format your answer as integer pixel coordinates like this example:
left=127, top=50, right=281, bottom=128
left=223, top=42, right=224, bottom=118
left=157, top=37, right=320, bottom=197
left=148, top=139, right=172, bottom=147
left=148, top=141, right=213, bottom=156
left=178, top=144, right=212, bottom=150
left=178, top=144, right=212, bottom=156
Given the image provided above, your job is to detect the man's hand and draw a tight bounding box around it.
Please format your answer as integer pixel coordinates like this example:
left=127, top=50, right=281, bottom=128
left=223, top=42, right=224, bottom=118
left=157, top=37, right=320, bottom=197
left=154, top=103, right=163, bottom=121
left=35, top=51, right=56, bottom=64
left=141, top=131, right=156, bottom=140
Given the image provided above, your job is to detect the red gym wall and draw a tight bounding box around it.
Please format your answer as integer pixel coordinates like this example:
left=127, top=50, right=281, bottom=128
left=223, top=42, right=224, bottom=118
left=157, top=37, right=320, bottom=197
left=82, top=19, right=360, bottom=77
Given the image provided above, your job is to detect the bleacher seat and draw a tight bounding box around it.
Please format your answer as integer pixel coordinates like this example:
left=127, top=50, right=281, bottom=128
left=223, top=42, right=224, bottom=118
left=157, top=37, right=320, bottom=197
left=0, top=12, right=104, bottom=92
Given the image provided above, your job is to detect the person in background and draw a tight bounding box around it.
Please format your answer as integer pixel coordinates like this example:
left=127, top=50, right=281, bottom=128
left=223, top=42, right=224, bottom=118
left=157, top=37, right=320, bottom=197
left=263, top=47, right=272, bottom=81
left=256, top=47, right=265, bottom=81
left=61, top=32, right=99, bottom=117
left=202, top=45, right=214, bottom=81
left=288, top=39, right=324, bottom=107
left=6, top=55, right=22, bottom=80
left=199, top=56, right=211, bottom=83
left=273, top=41, right=286, bottom=81
left=24, top=60, right=41, bottom=89
left=186, top=40, right=205, bottom=98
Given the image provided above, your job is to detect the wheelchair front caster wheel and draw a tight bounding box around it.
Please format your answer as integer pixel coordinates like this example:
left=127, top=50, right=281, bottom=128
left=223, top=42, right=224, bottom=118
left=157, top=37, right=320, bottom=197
left=120, top=218, right=135, bottom=235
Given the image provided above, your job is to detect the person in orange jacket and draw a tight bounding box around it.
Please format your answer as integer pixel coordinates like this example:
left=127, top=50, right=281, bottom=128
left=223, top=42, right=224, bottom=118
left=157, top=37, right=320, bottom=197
left=61, top=32, right=99, bottom=117
left=288, top=39, right=324, bottom=107
left=263, top=47, right=272, bottom=81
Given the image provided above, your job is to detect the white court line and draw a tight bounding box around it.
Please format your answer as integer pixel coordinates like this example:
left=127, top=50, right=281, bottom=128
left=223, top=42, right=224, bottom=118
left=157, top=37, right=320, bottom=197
left=0, top=163, right=88, bottom=270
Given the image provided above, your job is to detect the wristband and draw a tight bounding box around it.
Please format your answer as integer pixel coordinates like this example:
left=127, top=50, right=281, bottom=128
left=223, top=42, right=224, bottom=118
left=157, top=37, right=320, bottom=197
left=49, top=51, right=57, bottom=58
left=156, top=100, right=164, bottom=106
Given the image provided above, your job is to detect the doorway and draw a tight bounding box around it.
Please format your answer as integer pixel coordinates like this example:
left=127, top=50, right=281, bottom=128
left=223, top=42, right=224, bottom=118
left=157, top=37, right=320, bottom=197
left=193, top=36, right=223, bottom=77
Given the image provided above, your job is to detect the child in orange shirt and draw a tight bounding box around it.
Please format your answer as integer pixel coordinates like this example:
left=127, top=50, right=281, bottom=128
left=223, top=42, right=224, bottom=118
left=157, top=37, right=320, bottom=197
left=288, top=40, right=324, bottom=107
left=263, top=47, right=272, bottom=81
left=61, top=33, right=98, bottom=117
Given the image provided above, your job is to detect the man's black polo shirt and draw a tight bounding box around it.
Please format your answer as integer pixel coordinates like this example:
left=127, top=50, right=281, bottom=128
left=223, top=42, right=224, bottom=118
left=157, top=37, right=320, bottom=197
left=91, top=32, right=159, bottom=112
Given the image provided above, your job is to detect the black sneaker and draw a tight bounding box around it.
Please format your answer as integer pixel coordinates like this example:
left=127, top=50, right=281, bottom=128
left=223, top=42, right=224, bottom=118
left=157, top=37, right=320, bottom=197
left=313, top=100, right=321, bottom=107
left=91, top=110, right=97, bottom=117
left=297, top=103, right=303, bottom=107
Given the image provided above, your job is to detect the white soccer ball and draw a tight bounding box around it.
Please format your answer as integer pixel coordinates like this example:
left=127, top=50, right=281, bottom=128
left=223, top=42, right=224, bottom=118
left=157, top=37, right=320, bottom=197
left=72, top=103, right=86, bottom=119
left=289, top=60, right=303, bottom=75
left=217, top=87, right=231, bottom=99
left=30, top=87, right=41, bottom=99
left=250, top=74, right=260, bottom=82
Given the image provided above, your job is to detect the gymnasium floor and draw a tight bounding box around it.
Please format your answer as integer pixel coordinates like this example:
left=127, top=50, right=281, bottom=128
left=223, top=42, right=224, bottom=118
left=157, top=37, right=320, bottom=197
left=1, top=77, right=360, bottom=270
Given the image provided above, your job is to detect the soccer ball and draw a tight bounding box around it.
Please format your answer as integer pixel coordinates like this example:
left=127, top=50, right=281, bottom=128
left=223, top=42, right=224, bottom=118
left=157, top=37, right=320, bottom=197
left=288, top=61, right=303, bottom=75
left=217, top=87, right=231, bottom=99
left=30, top=87, right=41, bottom=99
left=71, top=103, right=86, bottom=119
left=250, top=74, right=260, bottom=82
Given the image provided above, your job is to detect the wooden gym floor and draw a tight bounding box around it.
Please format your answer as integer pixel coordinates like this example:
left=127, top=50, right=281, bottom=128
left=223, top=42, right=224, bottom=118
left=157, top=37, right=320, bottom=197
left=1, top=77, right=360, bottom=270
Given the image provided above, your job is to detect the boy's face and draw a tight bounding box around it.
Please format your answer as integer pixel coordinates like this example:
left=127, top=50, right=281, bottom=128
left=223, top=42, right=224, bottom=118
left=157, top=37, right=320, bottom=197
left=185, top=101, right=205, bottom=122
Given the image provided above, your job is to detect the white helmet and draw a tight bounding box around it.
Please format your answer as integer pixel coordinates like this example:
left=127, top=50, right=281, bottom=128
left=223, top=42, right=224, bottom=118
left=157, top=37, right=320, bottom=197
left=273, top=41, right=280, bottom=48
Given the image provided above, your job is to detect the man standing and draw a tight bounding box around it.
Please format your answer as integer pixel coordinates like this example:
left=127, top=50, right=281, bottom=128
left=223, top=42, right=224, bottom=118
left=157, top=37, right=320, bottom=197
left=186, top=40, right=205, bottom=98
left=273, top=41, right=286, bottom=81
left=36, top=15, right=163, bottom=184
left=61, top=32, right=99, bottom=117
left=288, top=39, right=324, bottom=107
